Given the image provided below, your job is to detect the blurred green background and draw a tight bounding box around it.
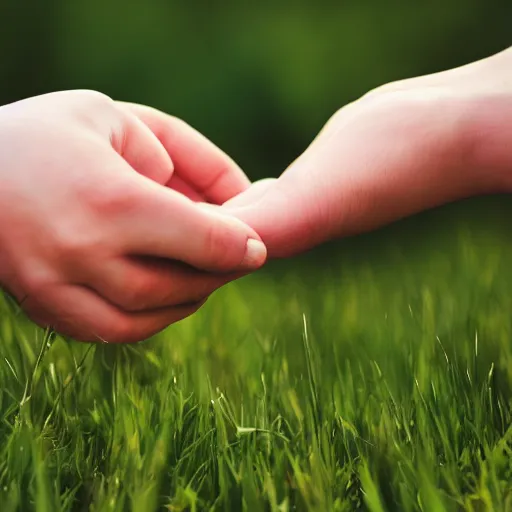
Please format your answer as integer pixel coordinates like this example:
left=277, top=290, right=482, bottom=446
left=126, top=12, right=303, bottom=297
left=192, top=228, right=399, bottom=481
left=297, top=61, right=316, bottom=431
left=1, top=0, right=511, bottom=184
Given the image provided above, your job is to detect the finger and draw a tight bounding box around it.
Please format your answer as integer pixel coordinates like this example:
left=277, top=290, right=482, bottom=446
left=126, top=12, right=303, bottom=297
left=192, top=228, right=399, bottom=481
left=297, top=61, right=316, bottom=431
left=23, top=283, right=205, bottom=344
left=167, top=174, right=205, bottom=202
left=222, top=171, right=325, bottom=259
left=111, top=108, right=175, bottom=185
left=112, top=167, right=267, bottom=272
left=81, top=255, right=240, bottom=311
left=118, top=102, right=251, bottom=203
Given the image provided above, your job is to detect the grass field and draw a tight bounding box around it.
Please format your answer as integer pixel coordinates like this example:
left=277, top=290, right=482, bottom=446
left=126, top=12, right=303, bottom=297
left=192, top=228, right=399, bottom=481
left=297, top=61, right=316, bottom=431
left=1, top=196, right=512, bottom=512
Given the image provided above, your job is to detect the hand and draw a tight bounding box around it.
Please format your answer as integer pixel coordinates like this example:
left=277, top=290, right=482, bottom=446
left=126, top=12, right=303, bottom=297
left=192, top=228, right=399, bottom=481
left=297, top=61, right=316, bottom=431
left=224, top=47, right=512, bottom=257
left=0, top=90, right=267, bottom=343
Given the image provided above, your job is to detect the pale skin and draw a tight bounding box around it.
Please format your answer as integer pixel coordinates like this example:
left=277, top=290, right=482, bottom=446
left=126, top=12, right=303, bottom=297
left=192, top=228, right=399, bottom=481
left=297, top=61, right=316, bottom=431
left=225, top=46, right=512, bottom=255
left=0, top=91, right=267, bottom=343
left=1, top=47, right=511, bottom=343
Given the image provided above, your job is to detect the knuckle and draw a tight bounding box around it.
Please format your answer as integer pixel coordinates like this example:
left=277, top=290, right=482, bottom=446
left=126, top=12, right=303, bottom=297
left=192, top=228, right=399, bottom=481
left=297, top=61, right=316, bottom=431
left=84, top=180, right=140, bottom=218
left=52, top=231, right=86, bottom=259
left=48, top=222, right=105, bottom=264
left=70, top=90, right=122, bottom=139
left=72, top=90, right=119, bottom=124
left=76, top=89, right=115, bottom=107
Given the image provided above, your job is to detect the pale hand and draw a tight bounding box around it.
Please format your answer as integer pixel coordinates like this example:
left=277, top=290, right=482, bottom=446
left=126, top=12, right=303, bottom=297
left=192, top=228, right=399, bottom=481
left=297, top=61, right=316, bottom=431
left=225, top=47, right=512, bottom=257
left=0, top=91, right=267, bottom=343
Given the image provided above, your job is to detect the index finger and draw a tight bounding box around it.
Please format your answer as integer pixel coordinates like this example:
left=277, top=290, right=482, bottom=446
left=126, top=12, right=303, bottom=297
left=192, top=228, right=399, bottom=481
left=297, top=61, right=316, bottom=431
left=118, top=102, right=251, bottom=204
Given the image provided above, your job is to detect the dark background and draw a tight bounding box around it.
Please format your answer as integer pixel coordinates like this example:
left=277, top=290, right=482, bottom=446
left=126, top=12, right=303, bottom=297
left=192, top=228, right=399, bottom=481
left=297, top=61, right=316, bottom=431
left=1, top=1, right=511, bottom=185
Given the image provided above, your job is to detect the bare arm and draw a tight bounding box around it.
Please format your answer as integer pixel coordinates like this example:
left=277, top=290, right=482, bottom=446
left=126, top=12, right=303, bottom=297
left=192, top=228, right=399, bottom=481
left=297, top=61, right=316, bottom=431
left=224, top=46, right=512, bottom=257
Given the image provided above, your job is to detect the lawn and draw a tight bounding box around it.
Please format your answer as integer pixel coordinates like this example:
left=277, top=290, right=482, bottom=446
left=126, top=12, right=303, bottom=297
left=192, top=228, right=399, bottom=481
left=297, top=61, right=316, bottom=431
left=1, top=196, right=512, bottom=512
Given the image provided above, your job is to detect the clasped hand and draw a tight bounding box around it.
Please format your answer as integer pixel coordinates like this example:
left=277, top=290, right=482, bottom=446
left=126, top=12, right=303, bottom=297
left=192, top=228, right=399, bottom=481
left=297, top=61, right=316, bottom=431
left=1, top=47, right=511, bottom=342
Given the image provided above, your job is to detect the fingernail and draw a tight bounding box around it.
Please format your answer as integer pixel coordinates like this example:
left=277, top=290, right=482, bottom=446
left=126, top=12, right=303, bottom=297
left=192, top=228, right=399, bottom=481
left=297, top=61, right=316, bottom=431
left=241, top=239, right=267, bottom=270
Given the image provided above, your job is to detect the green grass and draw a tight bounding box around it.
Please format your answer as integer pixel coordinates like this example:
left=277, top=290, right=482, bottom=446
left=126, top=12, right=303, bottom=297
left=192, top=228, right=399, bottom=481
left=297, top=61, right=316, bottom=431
left=1, top=196, right=512, bottom=511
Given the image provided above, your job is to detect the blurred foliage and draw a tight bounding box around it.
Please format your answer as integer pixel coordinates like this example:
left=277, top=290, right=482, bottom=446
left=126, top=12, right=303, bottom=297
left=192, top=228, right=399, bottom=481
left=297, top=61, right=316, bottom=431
left=1, top=1, right=511, bottom=180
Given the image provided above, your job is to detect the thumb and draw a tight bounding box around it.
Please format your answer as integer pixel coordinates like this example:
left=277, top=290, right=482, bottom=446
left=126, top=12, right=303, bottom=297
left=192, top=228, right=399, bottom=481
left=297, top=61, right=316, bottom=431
left=223, top=175, right=326, bottom=258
